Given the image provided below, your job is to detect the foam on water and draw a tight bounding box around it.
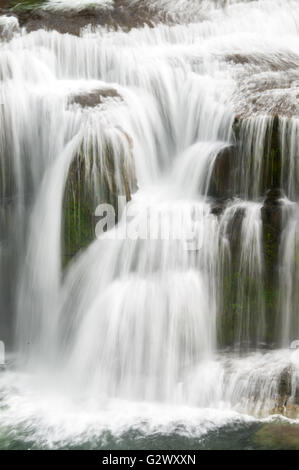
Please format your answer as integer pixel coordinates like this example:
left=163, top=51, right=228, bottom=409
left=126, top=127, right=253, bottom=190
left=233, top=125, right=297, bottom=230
left=1, top=349, right=298, bottom=448
left=0, top=371, right=253, bottom=448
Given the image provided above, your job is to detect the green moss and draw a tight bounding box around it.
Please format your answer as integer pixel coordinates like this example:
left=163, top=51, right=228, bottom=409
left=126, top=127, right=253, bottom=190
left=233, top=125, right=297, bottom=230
left=7, top=0, right=46, bottom=11
left=253, top=423, right=299, bottom=450
left=219, top=265, right=266, bottom=348
left=62, top=136, right=136, bottom=267
left=62, top=178, right=95, bottom=268
left=219, top=201, right=282, bottom=347
left=218, top=205, right=269, bottom=349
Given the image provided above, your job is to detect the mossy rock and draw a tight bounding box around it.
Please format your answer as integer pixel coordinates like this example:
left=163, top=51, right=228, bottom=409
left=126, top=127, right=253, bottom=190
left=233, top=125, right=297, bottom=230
left=217, top=208, right=244, bottom=347
left=253, top=423, right=299, bottom=450
left=261, top=189, right=283, bottom=343
left=62, top=130, right=137, bottom=266
left=262, top=116, right=282, bottom=191
left=1, top=0, right=158, bottom=36
left=216, top=142, right=284, bottom=347
left=232, top=115, right=282, bottom=199
left=217, top=206, right=267, bottom=349
left=62, top=172, right=95, bottom=268
left=0, top=0, right=46, bottom=11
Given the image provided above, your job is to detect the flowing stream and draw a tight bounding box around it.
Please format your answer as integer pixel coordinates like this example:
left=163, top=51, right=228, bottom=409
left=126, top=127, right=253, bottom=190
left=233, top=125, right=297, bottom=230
left=0, top=0, right=299, bottom=450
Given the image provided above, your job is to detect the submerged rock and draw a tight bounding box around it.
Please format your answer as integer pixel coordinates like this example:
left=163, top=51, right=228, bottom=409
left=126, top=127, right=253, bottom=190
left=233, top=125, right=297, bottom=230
left=253, top=423, right=299, bottom=450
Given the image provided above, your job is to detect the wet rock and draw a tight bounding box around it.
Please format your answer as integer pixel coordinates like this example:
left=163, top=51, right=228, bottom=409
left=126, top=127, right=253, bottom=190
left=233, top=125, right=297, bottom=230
left=225, top=51, right=299, bottom=74
left=235, top=85, right=299, bottom=119
left=268, top=365, right=299, bottom=418
left=264, top=188, right=284, bottom=206
left=228, top=50, right=299, bottom=119
left=1, top=0, right=159, bottom=36
left=217, top=205, right=246, bottom=348
left=262, top=189, right=283, bottom=237
left=218, top=115, right=286, bottom=347
left=210, top=200, right=226, bottom=217
left=278, top=366, right=293, bottom=399
left=209, top=146, right=234, bottom=200
left=69, top=88, right=121, bottom=108
left=261, top=189, right=283, bottom=343
left=0, top=1, right=17, bottom=10
left=263, top=116, right=282, bottom=191
left=261, top=189, right=282, bottom=276
left=62, top=128, right=137, bottom=265
left=232, top=115, right=283, bottom=199
left=0, top=15, right=19, bottom=40
left=226, top=207, right=246, bottom=254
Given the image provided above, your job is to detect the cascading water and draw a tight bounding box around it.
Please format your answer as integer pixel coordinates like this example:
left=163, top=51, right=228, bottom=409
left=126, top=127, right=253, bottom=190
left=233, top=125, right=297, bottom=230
left=0, top=0, right=299, bottom=450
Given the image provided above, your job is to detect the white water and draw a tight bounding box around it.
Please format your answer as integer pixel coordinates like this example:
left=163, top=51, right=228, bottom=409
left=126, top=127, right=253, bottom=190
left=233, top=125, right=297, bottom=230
left=44, top=0, right=114, bottom=11
left=0, top=0, right=299, bottom=447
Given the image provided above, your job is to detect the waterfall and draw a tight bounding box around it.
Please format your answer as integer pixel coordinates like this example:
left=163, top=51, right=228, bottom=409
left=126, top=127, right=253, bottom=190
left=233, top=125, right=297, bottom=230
left=219, top=200, right=265, bottom=349
left=277, top=200, right=299, bottom=348
left=0, top=0, right=299, bottom=448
